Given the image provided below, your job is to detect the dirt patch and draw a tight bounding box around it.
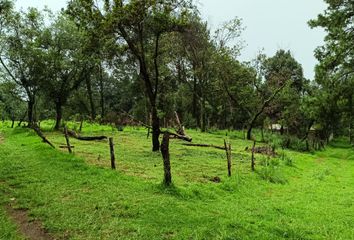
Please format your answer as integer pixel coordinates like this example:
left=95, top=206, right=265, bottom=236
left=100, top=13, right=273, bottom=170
left=316, top=157, right=325, bottom=164
left=5, top=204, right=54, bottom=240
left=245, top=145, right=277, bottom=157
left=0, top=134, right=4, bottom=144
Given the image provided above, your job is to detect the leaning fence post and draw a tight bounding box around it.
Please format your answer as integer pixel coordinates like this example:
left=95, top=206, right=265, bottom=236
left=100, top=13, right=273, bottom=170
left=64, top=126, right=72, bottom=154
left=224, top=140, right=232, bottom=177
left=228, top=142, right=232, bottom=177
left=109, top=137, right=116, bottom=170
left=161, top=132, right=172, bottom=186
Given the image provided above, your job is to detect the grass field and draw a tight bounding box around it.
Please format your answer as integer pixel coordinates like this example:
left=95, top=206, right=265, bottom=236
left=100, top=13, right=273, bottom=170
left=0, top=121, right=354, bottom=239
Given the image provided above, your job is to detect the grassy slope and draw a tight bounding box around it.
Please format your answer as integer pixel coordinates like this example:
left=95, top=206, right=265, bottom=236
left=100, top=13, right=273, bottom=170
left=0, top=121, right=353, bottom=239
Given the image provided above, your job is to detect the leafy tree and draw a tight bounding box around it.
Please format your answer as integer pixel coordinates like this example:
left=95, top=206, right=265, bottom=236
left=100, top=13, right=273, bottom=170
left=67, top=0, right=194, bottom=151
left=39, top=14, right=88, bottom=130
left=0, top=80, right=26, bottom=126
left=309, top=0, right=354, bottom=142
left=262, top=50, right=305, bottom=135
left=0, top=4, right=46, bottom=126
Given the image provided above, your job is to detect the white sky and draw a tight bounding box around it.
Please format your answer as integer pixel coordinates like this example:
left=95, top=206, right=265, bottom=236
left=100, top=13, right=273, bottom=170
left=15, top=0, right=327, bottom=79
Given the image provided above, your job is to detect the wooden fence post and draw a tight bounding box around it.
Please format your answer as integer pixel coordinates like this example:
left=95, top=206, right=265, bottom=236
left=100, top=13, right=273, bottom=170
left=161, top=132, right=172, bottom=186
left=64, top=126, right=72, bottom=153
left=109, top=137, right=116, bottom=170
left=224, top=140, right=232, bottom=177
left=251, top=140, right=256, bottom=171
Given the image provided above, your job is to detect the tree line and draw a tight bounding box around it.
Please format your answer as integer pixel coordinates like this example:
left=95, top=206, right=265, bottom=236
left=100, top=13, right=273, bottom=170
left=0, top=0, right=353, bottom=151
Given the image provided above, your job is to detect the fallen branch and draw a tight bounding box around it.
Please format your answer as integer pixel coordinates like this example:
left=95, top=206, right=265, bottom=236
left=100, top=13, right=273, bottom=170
left=182, top=143, right=225, bottom=150
left=59, top=145, right=75, bottom=149
left=67, top=129, right=107, bottom=141
left=163, top=130, right=192, bottom=142
left=31, top=124, right=55, bottom=148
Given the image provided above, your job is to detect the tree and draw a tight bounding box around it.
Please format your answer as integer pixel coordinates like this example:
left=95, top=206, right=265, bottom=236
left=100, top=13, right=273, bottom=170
left=309, top=0, right=354, bottom=142
left=39, top=13, right=88, bottom=130
left=262, top=50, right=305, bottom=136
left=0, top=4, right=46, bottom=126
left=67, top=0, right=194, bottom=151
left=0, top=80, right=26, bottom=126
left=247, top=50, right=303, bottom=140
left=309, top=0, right=353, bottom=76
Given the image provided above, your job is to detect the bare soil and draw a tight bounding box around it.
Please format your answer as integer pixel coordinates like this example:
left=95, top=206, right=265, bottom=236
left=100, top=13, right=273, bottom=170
left=6, top=203, right=54, bottom=240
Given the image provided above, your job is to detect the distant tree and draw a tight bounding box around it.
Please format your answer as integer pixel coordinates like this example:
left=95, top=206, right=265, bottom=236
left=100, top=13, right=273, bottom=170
left=262, top=50, right=305, bottom=135
left=0, top=80, right=26, bottom=126
left=246, top=52, right=292, bottom=140
left=0, top=5, right=46, bottom=126
left=39, top=14, right=87, bottom=130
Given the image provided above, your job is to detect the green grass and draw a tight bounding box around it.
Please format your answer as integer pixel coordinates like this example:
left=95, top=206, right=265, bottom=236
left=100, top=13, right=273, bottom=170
left=0, top=121, right=354, bottom=239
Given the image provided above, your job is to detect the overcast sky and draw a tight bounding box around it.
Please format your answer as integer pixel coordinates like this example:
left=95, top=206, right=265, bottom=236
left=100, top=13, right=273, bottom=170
left=15, top=0, right=327, bottom=79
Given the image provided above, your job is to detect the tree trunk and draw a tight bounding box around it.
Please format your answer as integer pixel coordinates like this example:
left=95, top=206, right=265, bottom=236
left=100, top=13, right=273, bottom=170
left=54, top=101, right=62, bottom=130
left=302, top=120, right=314, bottom=141
left=27, top=98, right=35, bottom=127
left=247, top=123, right=254, bottom=140
left=349, top=94, right=353, bottom=144
left=192, top=75, right=199, bottom=128
left=161, top=132, right=171, bottom=186
left=151, top=106, right=160, bottom=152
left=11, top=112, right=15, bottom=128
left=18, top=110, right=27, bottom=127
left=200, top=97, right=206, bottom=132
left=99, top=64, right=105, bottom=120
left=247, top=82, right=288, bottom=140
left=86, top=75, right=96, bottom=120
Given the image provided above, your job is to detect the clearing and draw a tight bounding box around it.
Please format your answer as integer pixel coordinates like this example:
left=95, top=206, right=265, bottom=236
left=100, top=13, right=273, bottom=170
left=0, top=121, right=353, bottom=239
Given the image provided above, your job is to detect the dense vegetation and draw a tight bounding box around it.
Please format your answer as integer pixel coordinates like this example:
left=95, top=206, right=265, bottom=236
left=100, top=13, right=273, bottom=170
left=0, top=0, right=353, bottom=239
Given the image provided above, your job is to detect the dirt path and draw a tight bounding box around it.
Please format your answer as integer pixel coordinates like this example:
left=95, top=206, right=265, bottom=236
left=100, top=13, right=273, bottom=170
left=5, top=203, right=54, bottom=240
left=1, top=179, right=54, bottom=240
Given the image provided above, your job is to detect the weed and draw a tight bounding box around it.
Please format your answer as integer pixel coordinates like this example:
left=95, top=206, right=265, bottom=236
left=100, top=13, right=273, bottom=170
left=258, top=165, right=288, bottom=184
